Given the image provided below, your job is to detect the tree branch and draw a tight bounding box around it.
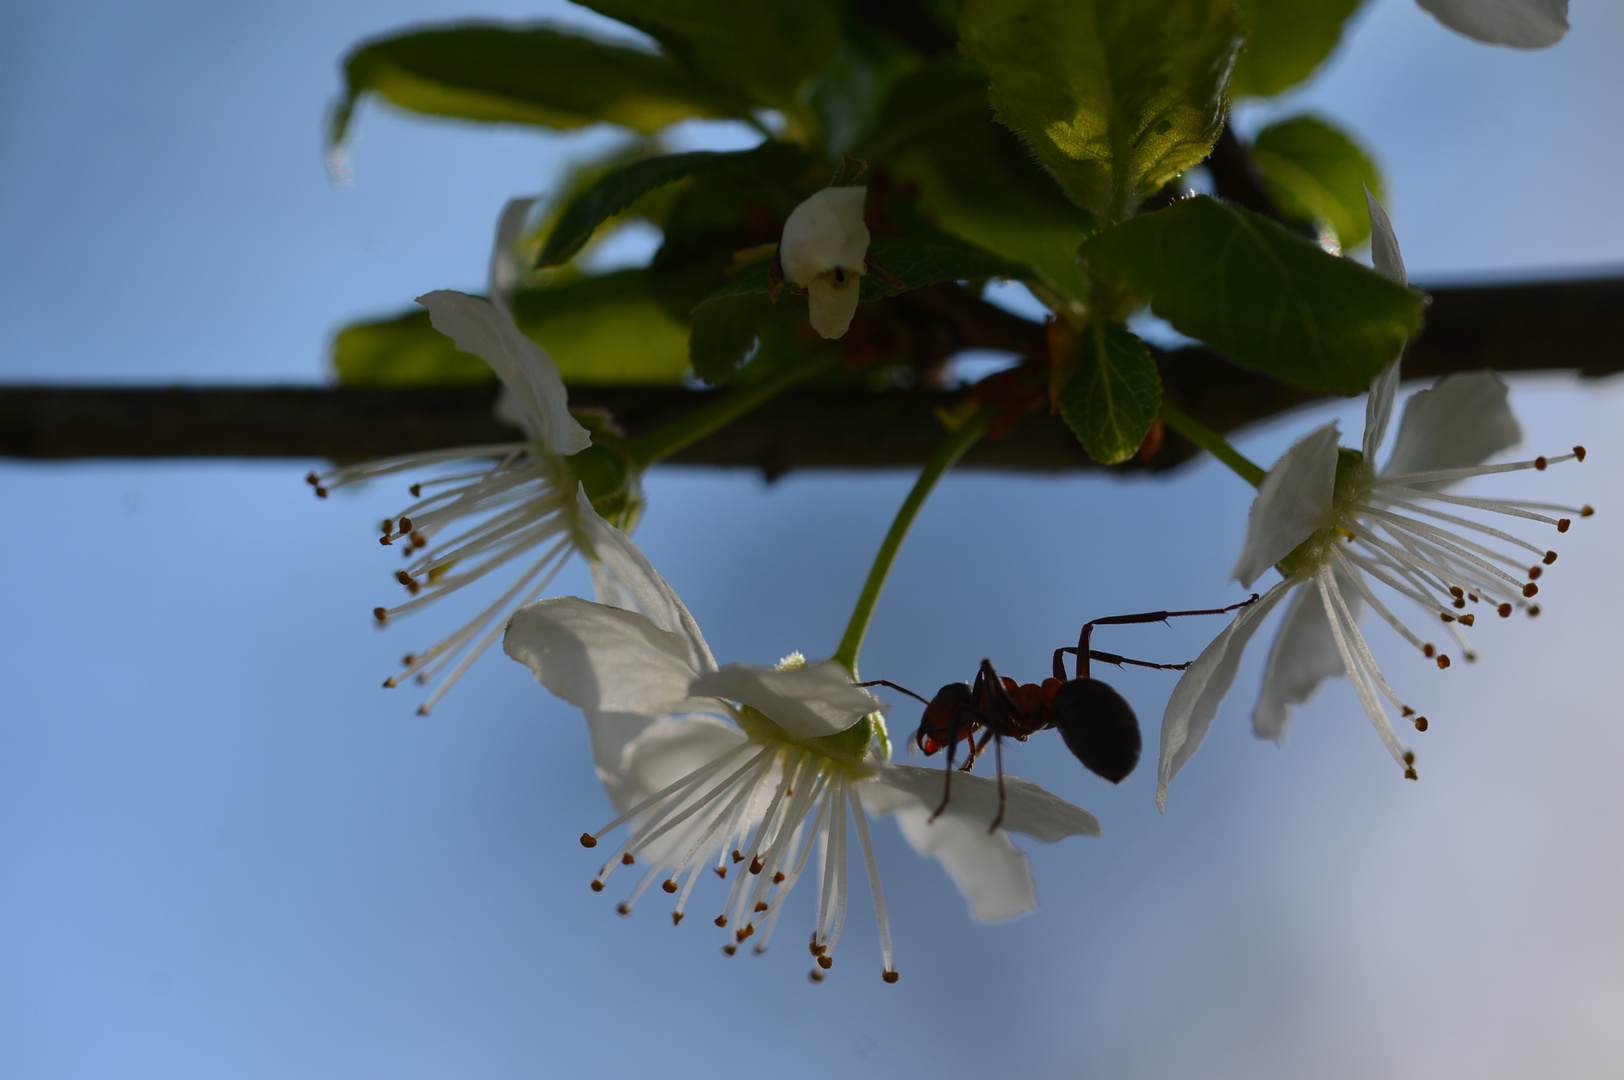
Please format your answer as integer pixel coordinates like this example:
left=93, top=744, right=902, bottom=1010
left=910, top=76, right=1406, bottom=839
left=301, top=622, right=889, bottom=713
left=3, top=274, right=1620, bottom=473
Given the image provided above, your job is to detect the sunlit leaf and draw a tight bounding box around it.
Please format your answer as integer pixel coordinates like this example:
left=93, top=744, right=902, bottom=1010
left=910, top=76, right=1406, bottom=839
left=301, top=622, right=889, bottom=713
left=333, top=271, right=690, bottom=387
left=960, top=0, right=1242, bottom=223
left=1230, top=0, right=1366, bottom=98
left=1251, top=114, right=1384, bottom=248
left=329, top=23, right=745, bottom=148
left=1079, top=196, right=1424, bottom=394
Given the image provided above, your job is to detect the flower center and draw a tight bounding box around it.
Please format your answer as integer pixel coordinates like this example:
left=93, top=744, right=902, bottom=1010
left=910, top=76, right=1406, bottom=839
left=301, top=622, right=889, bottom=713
left=1278, top=448, right=1376, bottom=578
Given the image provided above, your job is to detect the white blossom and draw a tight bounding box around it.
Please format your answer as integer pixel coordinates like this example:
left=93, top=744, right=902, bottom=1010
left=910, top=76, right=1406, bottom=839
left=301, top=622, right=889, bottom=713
left=780, top=185, right=870, bottom=339
left=503, top=504, right=1099, bottom=981
left=1157, top=192, right=1589, bottom=809
left=1415, top=0, right=1567, bottom=49
left=309, top=200, right=641, bottom=713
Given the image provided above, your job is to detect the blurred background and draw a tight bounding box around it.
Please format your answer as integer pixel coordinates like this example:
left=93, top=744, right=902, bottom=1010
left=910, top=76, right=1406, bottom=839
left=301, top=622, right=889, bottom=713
left=2, top=1, right=1621, bottom=1077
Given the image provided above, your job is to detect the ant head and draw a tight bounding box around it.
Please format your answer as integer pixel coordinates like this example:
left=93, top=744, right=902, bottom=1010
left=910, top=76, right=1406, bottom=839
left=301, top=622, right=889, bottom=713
left=1052, top=678, right=1141, bottom=784
left=916, top=682, right=975, bottom=757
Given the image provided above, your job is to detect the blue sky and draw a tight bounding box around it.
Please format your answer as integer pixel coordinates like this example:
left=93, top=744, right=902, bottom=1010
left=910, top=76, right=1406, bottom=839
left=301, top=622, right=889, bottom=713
left=3, top=2, right=1623, bottom=1077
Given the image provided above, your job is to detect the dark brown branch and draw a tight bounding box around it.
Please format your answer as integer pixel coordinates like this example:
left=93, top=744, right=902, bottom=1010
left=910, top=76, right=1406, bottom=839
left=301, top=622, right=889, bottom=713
left=3, top=274, right=1622, bottom=473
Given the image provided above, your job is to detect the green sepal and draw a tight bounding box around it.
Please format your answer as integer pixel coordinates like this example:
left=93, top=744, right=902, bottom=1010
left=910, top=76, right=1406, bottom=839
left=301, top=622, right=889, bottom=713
left=1079, top=196, right=1424, bottom=395
left=1058, top=322, right=1163, bottom=464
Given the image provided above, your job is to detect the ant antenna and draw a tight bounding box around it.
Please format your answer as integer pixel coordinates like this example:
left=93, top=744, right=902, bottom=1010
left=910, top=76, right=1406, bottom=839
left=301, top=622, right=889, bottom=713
left=856, top=679, right=932, bottom=707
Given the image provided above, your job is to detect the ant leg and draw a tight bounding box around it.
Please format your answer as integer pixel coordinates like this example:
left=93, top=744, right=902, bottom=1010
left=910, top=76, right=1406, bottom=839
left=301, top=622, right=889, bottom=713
left=962, top=729, right=994, bottom=772
left=1072, top=594, right=1261, bottom=678
left=988, top=734, right=1007, bottom=833
left=855, top=679, right=931, bottom=707
left=929, top=732, right=958, bottom=822
left=1058, top=646, right=1193, bottom=672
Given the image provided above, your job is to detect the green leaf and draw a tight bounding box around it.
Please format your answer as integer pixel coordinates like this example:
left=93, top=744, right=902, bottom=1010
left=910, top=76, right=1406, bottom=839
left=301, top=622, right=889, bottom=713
left=861, top=56, right=1096, bottom=291
left=539, top=148, right=777, bottom=267
left=574, top=0, right=840, bottom=109
left=959, top=0, right=1242, bottom=223
left=1080, top=196, right=1424, bottom=394
left=333, top=271, right=690, bottom=387
left=1230, top=0, right=1366, bottom=98
left=688, top=293, right=774, bottom=383
left=1251, top=114, right=1384, bottom=249
left=329, top=24, right=745, bottom=148
left=1059, top=323, right=1162, bottom=464
left=858, top=232, right=1031, bottom=301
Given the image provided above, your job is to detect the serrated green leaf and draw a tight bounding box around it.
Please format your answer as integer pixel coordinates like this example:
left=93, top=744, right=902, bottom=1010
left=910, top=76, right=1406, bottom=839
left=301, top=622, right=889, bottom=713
left=329, top=24, right=745, bottom=148
left=861, top=56, right=1096, bottom=291
left=333, top=271, right=690, bottom=387
left=539, top=148, right=773, bottom=268
left=960, top=0, right=1242, bottom=223
left=1060, top=322, right=1162, bottom=464
left=1231, top=0, right=1366, bottom=98
left=1080, top=196, right=1424, bottom=395
left=688, top=292, right=774, bottom=383
left=858, top=233, right=1030, bottom=300
left=1251, top=114, right=1383, bottom=248
left=575, top=0, right=839, bottom=109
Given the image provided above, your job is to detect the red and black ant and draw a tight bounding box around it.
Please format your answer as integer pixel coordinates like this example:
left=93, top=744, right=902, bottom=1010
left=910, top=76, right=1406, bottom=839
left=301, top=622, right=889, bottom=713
left=861, top=596, right=1259, bottom=830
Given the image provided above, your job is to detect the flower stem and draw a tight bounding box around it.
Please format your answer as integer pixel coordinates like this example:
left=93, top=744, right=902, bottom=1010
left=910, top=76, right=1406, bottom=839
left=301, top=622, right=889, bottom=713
left=833, top=407, right=992, bottom=673
left=1161, top=401, right=1266, bottom=488
left=627, top=356, right=835, bottom=469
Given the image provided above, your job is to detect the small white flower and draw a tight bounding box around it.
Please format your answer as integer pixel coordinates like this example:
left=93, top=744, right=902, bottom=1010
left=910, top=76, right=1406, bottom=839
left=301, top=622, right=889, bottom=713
left=310, top=200, right=641, bottom=713
left=779, top=186, right=870, bottom=339
left=1156, top=192, right=1590, bottom=809
left=502, top=504, right=1099, bottom=981
left=1415, top=0, right=1567, bottom=49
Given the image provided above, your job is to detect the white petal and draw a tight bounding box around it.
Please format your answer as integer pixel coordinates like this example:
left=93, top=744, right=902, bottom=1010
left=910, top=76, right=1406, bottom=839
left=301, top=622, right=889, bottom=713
left=1415, top=0, right=1567, bottom=48
left=1157, top=582, right=1293, bottom=810
left=1383, top=371, right=1523, bottom=479
left=417, top=290, right=592, bottom=456
left=503, top=596, right=702, bottom=721
left=1364, top=360, right=1402, bottom=462
left=780, top=186, right=869, bottom=286
left=487, top=196, right=537, bottom=313
left=807, top=274, right=862, bottom=339
left=1251, top=572, right=1361, bottom=743
left=689, top=659, right=884, bottom=742
left=1232, top=423, right=1341, bottom=588
left=1364, top=187, right=1407, bottom=287
left=619, top=716, right=749, bottom=804
left=875, top=764, right=1100, bottom=842
left=571, top=487, right=717, bottom=674
left=884, top=795, right=1037, bottom=922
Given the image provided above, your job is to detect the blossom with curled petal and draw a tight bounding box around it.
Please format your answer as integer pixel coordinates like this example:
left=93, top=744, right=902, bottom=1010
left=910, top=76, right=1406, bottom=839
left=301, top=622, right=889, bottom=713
left=309, top=199, right=642, bottom=713
left=1415, top=0, right=1567, bottom=49
left=503, top=498, right=1099, bottom=981
left=779, top=186, right=869, bottom=339
left=1157, top=192, right=1590, bottom=809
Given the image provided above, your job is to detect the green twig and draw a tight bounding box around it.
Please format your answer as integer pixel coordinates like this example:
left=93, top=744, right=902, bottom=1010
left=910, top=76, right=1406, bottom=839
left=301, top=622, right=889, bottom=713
left=833, top=407, right=992, bottom=673
left=627, top=356, right=835, bottom=468
left=1160, top=400, right=1266, bottom=487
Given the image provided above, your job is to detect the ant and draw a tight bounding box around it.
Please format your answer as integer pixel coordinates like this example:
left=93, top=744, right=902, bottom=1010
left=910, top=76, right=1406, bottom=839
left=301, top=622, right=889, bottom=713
left=861, top=596, right=1259, bottom=831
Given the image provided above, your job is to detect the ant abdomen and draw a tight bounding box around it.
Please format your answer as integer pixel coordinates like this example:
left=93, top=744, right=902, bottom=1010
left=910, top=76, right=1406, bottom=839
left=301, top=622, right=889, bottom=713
left=1052, top=678, right=1141, bottom=784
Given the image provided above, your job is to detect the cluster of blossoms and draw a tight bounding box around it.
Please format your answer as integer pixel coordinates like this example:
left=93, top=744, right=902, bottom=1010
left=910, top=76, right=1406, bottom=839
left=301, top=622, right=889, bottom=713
left=316, top=63, right=1590, bottom=974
